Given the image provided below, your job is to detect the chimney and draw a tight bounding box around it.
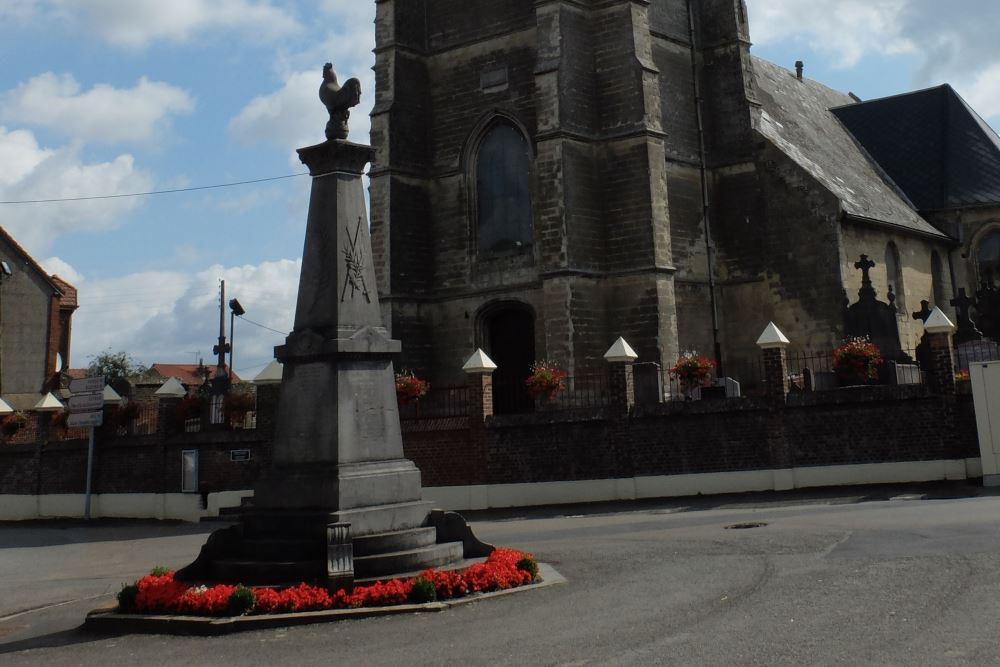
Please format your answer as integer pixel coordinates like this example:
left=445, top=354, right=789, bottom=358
left=795, top=61, right=804, bottom=80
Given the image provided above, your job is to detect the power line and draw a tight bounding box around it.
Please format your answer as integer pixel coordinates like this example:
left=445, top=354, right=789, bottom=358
left=236, top=314, right=288, bottom=336
left=0, top=173, right=309, bottom=204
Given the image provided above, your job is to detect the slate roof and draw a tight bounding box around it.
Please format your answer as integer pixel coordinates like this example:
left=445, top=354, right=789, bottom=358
left=831, top=85, right=1000, bottom=211
left=751, top=58, right=946, bottom=239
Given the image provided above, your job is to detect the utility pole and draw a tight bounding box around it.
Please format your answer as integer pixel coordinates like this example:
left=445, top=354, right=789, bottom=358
left=0, top=261, right=12, bottom=396
left=210, top=280, right=231, bottom=423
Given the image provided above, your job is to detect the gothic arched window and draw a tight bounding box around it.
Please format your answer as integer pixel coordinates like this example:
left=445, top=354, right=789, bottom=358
left=977, top=231, right=1000, bottom=289
left=885, top=242, right=905, bottom=311
left=476, top=122, right=532, bottom=255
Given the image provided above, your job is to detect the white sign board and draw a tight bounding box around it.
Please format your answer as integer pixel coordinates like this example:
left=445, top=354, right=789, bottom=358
left=68, top=393, right=104, bottom=412
left=68, top=411, right=104, bottom=428
left=69, top=377, right=105, bottom=394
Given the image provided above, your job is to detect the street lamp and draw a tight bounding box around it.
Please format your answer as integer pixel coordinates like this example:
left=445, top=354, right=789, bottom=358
left=229, top=298, right=245, bottom=377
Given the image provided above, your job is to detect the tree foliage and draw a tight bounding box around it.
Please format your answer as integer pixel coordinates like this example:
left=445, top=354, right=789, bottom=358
left=87, top=349, right=148, bottom=383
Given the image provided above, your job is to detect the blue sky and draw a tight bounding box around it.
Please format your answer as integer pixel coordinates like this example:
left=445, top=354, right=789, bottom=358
left=0, top=0, right=998, bottom=379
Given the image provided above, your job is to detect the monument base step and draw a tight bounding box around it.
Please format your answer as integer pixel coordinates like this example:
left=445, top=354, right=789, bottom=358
left=354, top=542, right=465, bottom=579
left=239, top=538, right=323, bottom=561
left=211, top=559, right=326, bottom=585
left=353, top=527, right=437, bottom=557
left=331, top=500, right=435, bottom=536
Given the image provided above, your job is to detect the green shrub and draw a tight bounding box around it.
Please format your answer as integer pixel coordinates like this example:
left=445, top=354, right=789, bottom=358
left=149, top=566, right=169, bottom=577
left=516, top=557, right=539, bottom=580
left=227, top=585, right=256, bottom=616
left=117, top=583, right=139, bottom=612
left=409, top=577, right=437, bottom=604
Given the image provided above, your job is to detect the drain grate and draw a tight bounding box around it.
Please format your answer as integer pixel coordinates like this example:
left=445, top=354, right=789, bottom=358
left=724, top=521, right=768, bottom=530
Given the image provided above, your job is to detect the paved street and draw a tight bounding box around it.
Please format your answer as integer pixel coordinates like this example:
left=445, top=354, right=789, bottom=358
left=3, top=484, right=1000, bottom=666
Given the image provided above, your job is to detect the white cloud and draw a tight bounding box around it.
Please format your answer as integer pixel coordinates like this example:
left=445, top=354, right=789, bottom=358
left=228, top=70, right=328, bottom=163
left=46, top=0, right=300, bottom=48
left=965, top=63, right=1000, bottom=123
left=71, top=259, right=301, bottom=378
left=0, top=73, right=194, bottom=144
left=228, top=22, right=377, bottom=164
left=0, top=126, right=153, bottom=254
left=40, top=256, right=83, bottom=285
left=746, top=0, right=1000, bottom=124
left=747, top=0, right=914, bottom=68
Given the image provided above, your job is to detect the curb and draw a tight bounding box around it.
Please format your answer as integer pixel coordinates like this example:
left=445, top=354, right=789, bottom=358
left=83, top=563, right=566, bottom=636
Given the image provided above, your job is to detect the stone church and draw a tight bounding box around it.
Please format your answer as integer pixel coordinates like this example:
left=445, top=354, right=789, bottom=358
left=368, top=0, right=1000, bottom=388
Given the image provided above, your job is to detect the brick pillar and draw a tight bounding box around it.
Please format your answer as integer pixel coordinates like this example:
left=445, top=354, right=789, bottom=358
left=922, top=307, right=957, bottom=395
left=463, top=350, right=496, bottom=489
left=756, top=322, right=791, bottom=402
left=604, top=337, right=638, bottom=415
left=157, top=397, right=182, bottom=438
left=762, top=348, right=789, bottom=400
left=607, top=363, right=635, bottom=414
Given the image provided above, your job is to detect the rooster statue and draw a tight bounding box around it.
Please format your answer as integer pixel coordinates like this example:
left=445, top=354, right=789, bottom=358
left=320, top=62, right=362, bottom=141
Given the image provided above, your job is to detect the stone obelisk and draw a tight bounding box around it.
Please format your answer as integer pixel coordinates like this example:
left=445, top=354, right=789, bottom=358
left=179, top=64, right=485, bottom=588
left=252, top=72, right=427, bottom=535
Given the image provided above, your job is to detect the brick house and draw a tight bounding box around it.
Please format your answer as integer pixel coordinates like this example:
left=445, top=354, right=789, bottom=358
left=0, top=226, right=77, bottom=409
left=369, top=0, right=998, bottom=390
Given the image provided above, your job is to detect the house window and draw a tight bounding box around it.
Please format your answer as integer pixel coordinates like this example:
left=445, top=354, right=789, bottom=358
left=885, top=242, right=905, bottom=311
left=476, top=122, right=532, bottom=255
left=977, top=231, right=1000, bottom=288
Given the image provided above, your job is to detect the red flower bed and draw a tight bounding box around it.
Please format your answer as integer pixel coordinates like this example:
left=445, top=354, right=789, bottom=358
left=123, top=548, right=537, bottom=617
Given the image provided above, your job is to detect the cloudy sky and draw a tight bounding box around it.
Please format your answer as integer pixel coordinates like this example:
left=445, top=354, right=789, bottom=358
left=0, top=0, right=997, bottom=379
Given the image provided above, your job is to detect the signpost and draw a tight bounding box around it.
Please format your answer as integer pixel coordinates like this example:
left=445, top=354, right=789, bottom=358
left=70, top=376, right=105, bottom=520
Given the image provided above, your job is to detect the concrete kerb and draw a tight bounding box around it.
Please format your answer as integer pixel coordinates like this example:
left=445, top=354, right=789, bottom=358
left=83, top=563, right=566, bottom=636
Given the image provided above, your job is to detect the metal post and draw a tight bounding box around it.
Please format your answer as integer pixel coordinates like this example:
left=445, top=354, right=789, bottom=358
left=84, top=426, right=95, bottom=520
left=229, top=309, right=236, bottom=376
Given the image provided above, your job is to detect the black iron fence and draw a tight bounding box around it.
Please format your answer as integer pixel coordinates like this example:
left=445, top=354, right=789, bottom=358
left=398, top=385, right=469, bottom=420
left=491, top=372, right=612, bottom=414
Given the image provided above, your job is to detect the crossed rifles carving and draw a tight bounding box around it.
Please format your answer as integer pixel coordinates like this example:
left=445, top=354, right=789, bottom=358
left=341, top=216, right=371, bottom=304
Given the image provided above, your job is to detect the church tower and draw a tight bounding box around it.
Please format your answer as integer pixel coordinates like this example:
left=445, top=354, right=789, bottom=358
left=370, top=0, right=763, bottom=386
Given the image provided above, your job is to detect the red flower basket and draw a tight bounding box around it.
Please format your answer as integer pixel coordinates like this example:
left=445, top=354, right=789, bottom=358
left=669, top=351, right=716, bottom=392
left=395, top=371, right=430, bottom=404
left=525, top=361, right=568, bottom=400
left=832, top=337, right=882, bottom=385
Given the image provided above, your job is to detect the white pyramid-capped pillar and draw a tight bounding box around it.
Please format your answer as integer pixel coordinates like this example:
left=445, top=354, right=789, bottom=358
left=756, top=322, right=791, bottom=349
left=923, top=307, right=957, bottom=334
left=0, top=397, right=13, bottom=415
left=463, top=349, right=497, bottom=421
left=253, top=359, right=284, bottom=385
left=462, top=349, right=497, bottom=374
left=154, top=377, right=187, bottom=397
left=604, top=337, right=639, bottom=363
left=33, top=392, right=64, bottom=412
left=103, top=385, right=125, bottom=406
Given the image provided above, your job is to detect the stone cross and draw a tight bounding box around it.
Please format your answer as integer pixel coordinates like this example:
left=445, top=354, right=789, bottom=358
left=854, top=254, right=877, bottom=299
left=950, top=287, right=983, bottom=345
left=912, top=300, right=932, bottom=323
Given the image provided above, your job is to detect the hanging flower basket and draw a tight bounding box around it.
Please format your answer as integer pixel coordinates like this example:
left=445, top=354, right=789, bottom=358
left=1, top=411, right=27, bottom=438
left=525, top=361, right=568, bottom=400
left=832, top=337, right=882, bottom=386
left=395, top=371, right=430, bottom=405
left=669, top=351, right=716, bottom=394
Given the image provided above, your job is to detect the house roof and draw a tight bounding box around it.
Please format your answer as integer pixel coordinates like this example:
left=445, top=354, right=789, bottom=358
left=0, top=225, right=77, bottom=297
left=751, top=58, right=947, bottom=239
left=48, top=274, right=79, bottom=309
left=148, top=363, right=241, bottom=385
left=831, top=85, right=1000, bottom=211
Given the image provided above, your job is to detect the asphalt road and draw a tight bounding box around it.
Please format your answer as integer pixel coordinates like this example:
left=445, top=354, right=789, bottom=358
left=3, top=484, right=1000, bottom=666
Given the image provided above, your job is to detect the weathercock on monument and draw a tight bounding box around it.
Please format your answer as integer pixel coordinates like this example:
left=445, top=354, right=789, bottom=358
left=320, top=62, right=361, bottom=141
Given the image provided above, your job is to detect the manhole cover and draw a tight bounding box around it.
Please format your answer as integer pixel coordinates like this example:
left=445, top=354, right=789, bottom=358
left=725, top=522, right=768, bottom=530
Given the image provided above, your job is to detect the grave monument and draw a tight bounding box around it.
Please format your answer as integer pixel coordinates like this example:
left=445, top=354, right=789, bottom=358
left=179, top=63, right=489, bottom=588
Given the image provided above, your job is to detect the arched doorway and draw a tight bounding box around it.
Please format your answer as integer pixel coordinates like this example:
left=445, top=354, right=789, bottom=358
left=479, top=303, right=535, bottom=413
